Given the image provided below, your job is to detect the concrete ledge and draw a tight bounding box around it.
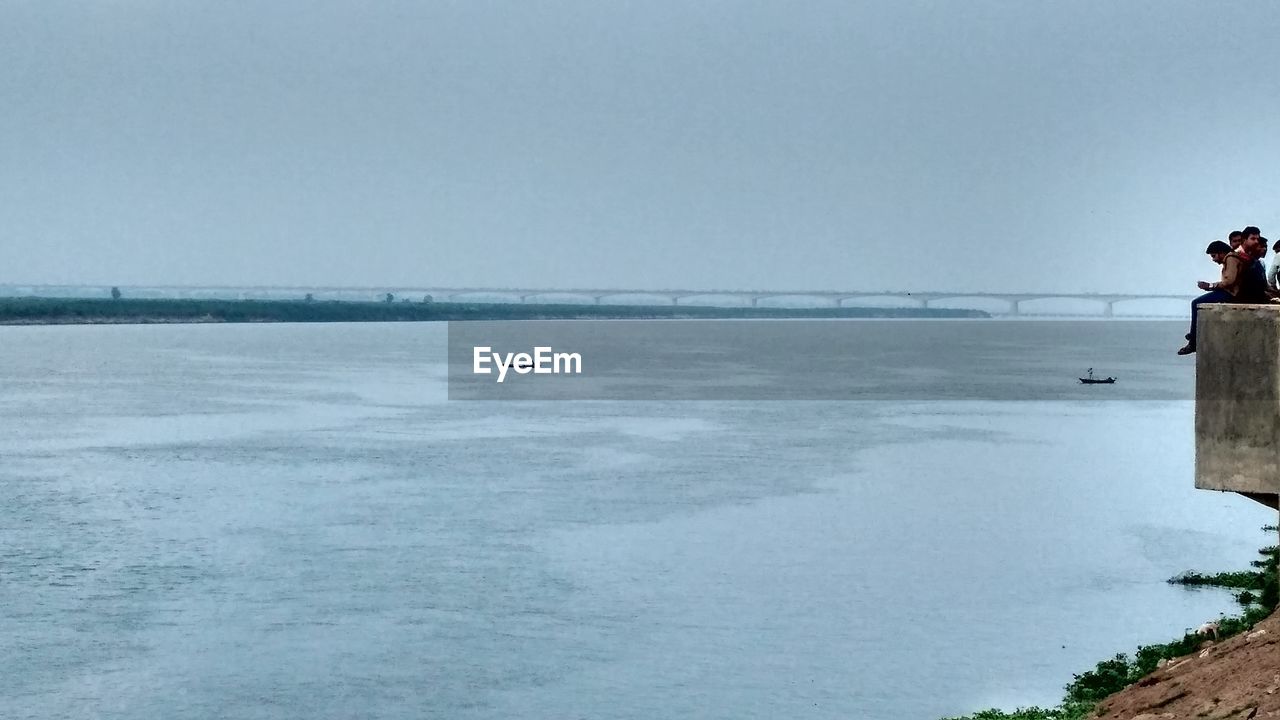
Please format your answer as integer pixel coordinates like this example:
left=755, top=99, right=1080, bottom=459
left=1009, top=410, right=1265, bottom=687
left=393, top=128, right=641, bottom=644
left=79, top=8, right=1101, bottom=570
left=1195, top=304, right=1280, bottom=505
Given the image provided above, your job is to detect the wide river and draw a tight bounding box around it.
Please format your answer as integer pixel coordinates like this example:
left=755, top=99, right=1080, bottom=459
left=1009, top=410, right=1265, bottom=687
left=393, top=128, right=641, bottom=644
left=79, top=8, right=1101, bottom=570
left=2, top=320, right=1272, bottom=719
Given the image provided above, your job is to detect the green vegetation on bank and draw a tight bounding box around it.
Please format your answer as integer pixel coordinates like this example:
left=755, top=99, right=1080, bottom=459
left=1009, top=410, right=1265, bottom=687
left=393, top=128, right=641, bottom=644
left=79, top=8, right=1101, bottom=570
left=1169, top=570, right=1263, bottom=592
left=0, top=297, right=987, bottom=324
left=943, top=527, right=1280, bottom=720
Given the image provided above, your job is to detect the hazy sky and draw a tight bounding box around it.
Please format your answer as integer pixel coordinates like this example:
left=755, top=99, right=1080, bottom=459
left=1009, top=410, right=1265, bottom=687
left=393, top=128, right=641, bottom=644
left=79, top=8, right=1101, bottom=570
left=3, top=1, right=1278, bottom=293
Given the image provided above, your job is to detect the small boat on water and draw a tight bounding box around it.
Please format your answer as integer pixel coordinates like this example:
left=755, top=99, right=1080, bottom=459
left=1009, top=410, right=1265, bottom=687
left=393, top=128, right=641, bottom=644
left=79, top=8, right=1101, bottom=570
left=1079, top=368, right=1116, bottom=385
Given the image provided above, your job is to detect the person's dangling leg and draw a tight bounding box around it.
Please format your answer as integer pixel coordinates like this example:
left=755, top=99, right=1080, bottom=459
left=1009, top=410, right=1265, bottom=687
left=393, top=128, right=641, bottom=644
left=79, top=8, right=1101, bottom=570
left=1181, top=289, right=1233, bottom=354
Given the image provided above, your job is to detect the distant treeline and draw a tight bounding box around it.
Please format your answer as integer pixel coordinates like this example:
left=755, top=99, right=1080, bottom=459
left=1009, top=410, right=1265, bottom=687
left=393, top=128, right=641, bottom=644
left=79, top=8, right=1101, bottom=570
left=0, top=297, right=987, bottom=324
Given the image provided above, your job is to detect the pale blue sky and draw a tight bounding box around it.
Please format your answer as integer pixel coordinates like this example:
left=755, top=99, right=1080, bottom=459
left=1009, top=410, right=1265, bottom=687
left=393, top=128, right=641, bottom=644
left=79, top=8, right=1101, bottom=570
left=2, top=1, right=1277, bottom=293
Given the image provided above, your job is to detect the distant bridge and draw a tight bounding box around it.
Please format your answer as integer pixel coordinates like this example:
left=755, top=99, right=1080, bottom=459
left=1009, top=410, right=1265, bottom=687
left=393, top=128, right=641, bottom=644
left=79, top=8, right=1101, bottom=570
left=0, top=285, right=1195, bottom=317
left=411, top=288, right=1193, bottom=318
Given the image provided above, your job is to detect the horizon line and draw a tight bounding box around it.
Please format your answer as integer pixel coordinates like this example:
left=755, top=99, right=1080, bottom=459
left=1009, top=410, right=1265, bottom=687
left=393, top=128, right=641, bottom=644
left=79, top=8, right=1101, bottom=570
left=0, top=281, right=1195, bottom=299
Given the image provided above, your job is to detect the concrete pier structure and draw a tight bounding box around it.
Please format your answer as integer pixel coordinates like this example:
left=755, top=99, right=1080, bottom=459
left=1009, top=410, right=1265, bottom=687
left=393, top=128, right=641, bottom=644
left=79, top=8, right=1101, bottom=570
left=1195, top=304, right=1280, bottom=509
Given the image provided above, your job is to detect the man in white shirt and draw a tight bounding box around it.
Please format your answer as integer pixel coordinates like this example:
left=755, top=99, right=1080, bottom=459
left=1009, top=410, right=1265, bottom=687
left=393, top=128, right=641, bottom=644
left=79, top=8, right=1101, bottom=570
left=1267, top=239, right=1280, bottom=292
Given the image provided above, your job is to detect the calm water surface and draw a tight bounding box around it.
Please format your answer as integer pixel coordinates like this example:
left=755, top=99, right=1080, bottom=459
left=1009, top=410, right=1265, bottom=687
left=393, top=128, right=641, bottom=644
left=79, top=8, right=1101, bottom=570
left=1, top=321, right=1271, bottom=719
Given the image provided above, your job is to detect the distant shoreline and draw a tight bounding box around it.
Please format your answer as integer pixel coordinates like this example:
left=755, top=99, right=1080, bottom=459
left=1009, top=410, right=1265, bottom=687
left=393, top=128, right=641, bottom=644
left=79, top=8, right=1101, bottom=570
left=0, top=297, right=987, bottom=325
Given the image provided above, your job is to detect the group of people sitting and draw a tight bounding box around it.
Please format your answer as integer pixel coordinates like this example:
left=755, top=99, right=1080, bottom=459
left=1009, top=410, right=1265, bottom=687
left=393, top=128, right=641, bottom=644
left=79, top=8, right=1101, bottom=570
left=1179, top=226, right=1277, bottom=355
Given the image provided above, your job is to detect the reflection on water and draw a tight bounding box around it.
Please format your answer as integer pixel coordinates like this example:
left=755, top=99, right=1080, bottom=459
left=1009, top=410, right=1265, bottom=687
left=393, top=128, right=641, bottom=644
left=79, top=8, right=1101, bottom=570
left=0, top=321, right=1268, bottom=720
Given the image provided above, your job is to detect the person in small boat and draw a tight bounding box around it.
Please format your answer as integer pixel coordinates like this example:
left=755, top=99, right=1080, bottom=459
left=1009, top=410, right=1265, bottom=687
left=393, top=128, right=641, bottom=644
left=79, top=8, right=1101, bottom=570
left=1178, top=240, right=1244, bottom=355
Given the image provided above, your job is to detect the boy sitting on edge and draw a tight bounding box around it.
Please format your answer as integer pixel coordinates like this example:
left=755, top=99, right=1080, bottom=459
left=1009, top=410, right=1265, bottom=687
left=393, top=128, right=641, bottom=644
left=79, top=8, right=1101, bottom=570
left=1178, top=240, right=1241, bottom=356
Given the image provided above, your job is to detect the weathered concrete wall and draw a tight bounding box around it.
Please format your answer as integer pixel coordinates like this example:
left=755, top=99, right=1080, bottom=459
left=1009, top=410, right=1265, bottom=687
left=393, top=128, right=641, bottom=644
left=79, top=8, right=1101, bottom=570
left=1195, top=304, right=1280, bottom=504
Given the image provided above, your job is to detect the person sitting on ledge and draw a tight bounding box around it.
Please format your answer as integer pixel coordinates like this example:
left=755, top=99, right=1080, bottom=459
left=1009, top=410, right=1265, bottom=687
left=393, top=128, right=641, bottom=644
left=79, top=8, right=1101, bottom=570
left=1237, top=231, right=1270, bottom=304
left=1178, top=240, right=1243, bottom=355
left=1228, top=229, right=1245, bottom=253
left=1248, top=233, right=1280, bottom=300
